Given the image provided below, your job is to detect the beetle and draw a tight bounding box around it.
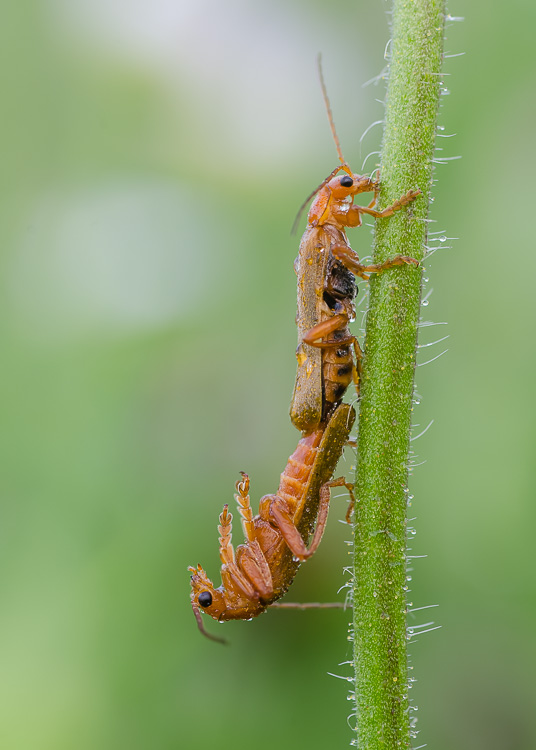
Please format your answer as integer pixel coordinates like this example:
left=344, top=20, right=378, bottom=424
left=189, top=402, right=355, bottom=642
left=290, top=61, right=421, bottom=434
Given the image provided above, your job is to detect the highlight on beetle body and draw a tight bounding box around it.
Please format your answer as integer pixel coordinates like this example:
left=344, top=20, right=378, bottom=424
left=189, top=403, right=356, bottom=643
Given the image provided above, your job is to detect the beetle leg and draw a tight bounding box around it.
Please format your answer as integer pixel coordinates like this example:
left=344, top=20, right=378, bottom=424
left=302, top=314, right=349, bottom=347
left=366, top=172, right=381, bottom=208
left=352, top=337, right=363, bottom=386
left=236, top=541, right=274, bottom=600
left=220, top=475, right=274, bottom=600
left=234, top=472, right=256, bottom=542
left=221, top=560, right=260, bottom=601
left=330, top=244, right=371, bottom=280
left=218, top=505, right=235, bottom=566
left=334, top=477, right=356, bottom=523
left=331, top=244, right=419, bottom=280
left=358, top=188, right=421, bottom=218
left=268, top=498, right=311, bottom=560
left=269, top=476, right=353, bottom=561
left=217, top=505, right=259, bottom=600
left=359, top=255, right=420, bottom=274
left=270, top=601, right=350, bottom=610
left=302, top=315, right=361, bottom=392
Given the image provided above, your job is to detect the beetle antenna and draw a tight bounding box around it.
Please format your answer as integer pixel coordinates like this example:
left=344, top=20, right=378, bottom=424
left=191, top=602, right=228, bottom=645
left=291, top=56, right=354, bottom=235
left=317, top=53, right=346, bottom=167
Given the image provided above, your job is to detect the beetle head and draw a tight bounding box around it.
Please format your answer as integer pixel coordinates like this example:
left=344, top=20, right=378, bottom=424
left=328, top=171, right=374, bottom=200
left=188, top=564, right=228, bottom=643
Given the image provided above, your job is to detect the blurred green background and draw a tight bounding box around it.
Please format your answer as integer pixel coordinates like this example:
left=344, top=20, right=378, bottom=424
left=2, top=1, right=535, bottom=748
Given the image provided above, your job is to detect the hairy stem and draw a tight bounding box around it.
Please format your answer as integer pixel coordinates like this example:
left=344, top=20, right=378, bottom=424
left=352, top=1, right=446, bottom=748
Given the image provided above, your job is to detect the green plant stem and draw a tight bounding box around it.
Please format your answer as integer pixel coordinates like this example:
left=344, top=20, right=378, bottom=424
left=352, top=2, right=446, bottom=748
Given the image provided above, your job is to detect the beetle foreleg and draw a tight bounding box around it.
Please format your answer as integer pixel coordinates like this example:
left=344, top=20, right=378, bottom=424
left=358, top=188, right=421, bottom=219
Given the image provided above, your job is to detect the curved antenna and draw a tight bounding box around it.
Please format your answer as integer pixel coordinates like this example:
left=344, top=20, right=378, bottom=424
left=317, top=53, right=346, bottom=167
left=191, top=601, right=227, bottom=645
left=291, top=56, right=353, bottom=235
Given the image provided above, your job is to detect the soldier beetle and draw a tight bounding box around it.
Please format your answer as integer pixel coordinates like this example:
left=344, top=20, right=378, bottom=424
left=189, top=402, right=355, bottom=643
left=290, top=58, right=421, bottom=434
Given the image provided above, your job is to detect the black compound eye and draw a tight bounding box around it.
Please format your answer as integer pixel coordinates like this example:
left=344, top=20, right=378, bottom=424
left=340, top=175, right=353, bottom=188
left=198, top=591, right=213, bottom=608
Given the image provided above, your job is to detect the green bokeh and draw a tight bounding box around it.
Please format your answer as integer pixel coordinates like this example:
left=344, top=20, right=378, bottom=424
left=2, top=2, right=534, bottom=749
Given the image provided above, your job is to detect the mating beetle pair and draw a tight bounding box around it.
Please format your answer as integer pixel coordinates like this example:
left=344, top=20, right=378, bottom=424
left=189, top=64, right=420, bottom=641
